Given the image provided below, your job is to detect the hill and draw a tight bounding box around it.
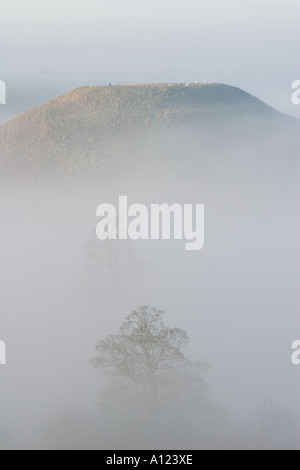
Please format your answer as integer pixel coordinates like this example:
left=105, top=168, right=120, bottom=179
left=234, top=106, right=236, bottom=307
left=0, top=83, right=297, bottom=183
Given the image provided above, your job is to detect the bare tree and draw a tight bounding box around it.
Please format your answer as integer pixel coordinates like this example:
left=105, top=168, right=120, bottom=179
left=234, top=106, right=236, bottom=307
left=91, top=307, right=218, bottom=447
left=84, top=221, right=144, bottom=297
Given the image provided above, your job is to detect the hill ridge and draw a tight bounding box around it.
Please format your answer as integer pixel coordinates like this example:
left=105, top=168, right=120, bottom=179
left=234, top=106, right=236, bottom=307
left=0, top=83, right=297, bottom=183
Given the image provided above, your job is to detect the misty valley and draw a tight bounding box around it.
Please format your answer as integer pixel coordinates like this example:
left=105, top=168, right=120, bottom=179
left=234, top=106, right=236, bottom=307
left=0, top=81, right=299, bottom=450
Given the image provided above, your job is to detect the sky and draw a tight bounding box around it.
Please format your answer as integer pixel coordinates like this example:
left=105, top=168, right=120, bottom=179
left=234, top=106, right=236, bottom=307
left=1, top=0, right=300, bottom=115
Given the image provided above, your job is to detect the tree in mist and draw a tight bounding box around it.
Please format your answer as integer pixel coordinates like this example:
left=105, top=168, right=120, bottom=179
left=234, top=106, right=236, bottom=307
left=84, top=221, right=144, bottom=296
left=91, top=306, right=224, bottom=448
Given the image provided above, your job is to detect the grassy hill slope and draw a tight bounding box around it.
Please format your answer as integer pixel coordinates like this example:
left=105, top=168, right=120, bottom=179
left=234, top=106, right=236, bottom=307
left=0, top=83, right=297, bottom=183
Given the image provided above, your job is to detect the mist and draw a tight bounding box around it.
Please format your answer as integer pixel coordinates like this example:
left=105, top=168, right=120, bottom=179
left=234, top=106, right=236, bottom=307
left=0, top=110, right=299, bottom=450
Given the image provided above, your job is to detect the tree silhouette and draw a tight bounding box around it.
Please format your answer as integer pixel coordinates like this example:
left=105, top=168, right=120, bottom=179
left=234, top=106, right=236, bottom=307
left=84, top=219, right=144, bottom=297
left=91, top=306, right=220, bottom=448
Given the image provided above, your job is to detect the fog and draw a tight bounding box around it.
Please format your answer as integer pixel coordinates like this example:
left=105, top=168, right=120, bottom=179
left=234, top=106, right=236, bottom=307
left=1, top=0, right=299, bottom=451
left=0, top=113, right=299, bottom=450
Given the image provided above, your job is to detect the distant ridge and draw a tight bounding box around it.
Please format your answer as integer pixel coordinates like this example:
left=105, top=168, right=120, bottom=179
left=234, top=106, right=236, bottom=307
left=0, top=83, right=297, bottom=183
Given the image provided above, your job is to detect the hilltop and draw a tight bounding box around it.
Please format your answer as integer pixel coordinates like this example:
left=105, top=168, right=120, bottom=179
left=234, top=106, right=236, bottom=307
left=0, top=83, right=297, bottom=183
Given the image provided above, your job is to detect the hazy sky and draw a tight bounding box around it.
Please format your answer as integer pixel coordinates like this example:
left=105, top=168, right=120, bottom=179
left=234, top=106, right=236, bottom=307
left=1, top=0, right=300, bottom=114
